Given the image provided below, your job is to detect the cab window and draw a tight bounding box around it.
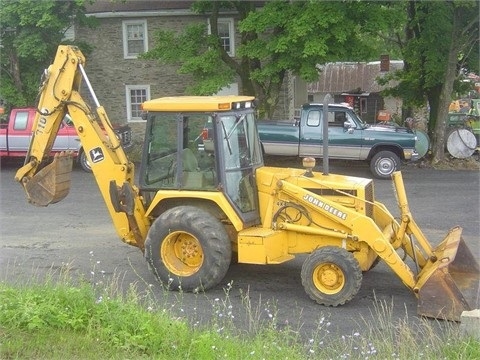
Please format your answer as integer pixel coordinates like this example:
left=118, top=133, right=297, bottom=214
left=141, top=113, right=216, bottom=190
left=13, top=111, right=29, bottom=130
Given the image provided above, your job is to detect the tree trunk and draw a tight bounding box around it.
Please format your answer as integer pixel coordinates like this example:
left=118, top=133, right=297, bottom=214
left=426, top=85, right=441, bottom=135
left=9, top=50, right=23, bottom=94
left=431, top=10, right=462, bottom=164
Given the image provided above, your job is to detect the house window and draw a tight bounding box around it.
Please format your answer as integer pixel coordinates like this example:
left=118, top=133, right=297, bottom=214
left=126, top=85, right=150, bottom=121
left=123, top=20, right=148, bottom=59
left=208, top=18, right=235, bottom=56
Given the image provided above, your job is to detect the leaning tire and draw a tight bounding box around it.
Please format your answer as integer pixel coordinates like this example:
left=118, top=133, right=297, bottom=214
left=301, top=247, right=362, bottom=307
left=79, top=150, right=92, bottom=172
left=446, top=128, right=477, bottom=159
left=414, top=130, right=430, bottom=159
left=145, top=206, right=231, bottom=293
left=370, top=150, right=400, bottom=180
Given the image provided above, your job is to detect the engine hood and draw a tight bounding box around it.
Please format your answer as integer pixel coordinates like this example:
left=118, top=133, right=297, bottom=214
left=366, top=122, right=413, bottom=134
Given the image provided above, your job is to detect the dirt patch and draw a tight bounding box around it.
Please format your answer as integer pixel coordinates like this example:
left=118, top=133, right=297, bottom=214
left=413, top=153, right=480, bottom=171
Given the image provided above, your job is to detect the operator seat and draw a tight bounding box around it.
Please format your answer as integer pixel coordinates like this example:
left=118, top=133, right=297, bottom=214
left=182, top=148, right=199, bottom=171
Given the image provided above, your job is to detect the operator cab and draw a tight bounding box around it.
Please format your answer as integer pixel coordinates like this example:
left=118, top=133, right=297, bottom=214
left=139, top=96, right=263, bottom=226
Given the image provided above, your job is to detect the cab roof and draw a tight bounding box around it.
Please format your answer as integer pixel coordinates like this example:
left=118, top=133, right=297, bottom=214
left=142, top=96, right=255, bottom=112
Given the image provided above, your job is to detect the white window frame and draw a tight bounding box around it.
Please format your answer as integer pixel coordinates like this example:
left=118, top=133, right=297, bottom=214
left=207, top=18, right=235, bottom=57
left=126, top=85, right=150, bottom=122
left=122, top=20, right=148, bottom=59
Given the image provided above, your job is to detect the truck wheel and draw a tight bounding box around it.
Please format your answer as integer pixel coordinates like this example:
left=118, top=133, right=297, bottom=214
left=79, top=151, right=92, bottom=172
left=301, top=247, right=362, bottom=306
left=370, top=150, right=400, bottom=179
left=145, top=206, right=231, bottom=293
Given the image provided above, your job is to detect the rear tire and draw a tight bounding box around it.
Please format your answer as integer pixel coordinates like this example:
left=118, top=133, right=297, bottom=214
left=301, top=247, right=362, bottom=306
left=145, top=206, right=231, bottom=293
left=79, top=151, right=92, bottom=172
left=370, top=150, right=400, bottom=179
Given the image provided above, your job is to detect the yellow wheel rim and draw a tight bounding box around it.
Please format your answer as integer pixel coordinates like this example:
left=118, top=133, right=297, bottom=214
left=161, top=231, right=204, bottom=276
left=312, top=263, right=345, bottom=294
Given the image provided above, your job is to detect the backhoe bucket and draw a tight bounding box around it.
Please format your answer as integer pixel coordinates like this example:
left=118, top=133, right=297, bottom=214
left=416, top=227, right=480, bottom=321
left=24, top=152, right=73, bottom=207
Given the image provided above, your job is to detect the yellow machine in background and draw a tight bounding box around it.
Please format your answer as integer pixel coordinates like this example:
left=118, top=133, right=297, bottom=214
left=16, top=45, right=479, bottom=321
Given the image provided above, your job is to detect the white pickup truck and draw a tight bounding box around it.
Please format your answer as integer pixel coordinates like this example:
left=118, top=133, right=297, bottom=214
left=0, top=107, right=132, bottom=171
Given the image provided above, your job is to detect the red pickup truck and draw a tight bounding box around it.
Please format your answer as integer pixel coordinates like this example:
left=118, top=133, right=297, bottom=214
left=0, top=107, right=132, bottom=171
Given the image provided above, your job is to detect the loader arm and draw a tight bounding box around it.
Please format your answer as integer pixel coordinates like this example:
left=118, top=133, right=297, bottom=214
left=15, top=45, right=149, bottom=249
left=276, top=179, right=419, bottom=289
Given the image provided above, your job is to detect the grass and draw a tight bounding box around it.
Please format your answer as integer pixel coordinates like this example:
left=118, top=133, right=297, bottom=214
left=0, top=271, right=479, bottom=360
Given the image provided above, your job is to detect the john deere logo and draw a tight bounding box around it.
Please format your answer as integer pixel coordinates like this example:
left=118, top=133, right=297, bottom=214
left=89, top=147, right=104, bottom=163
left=303, top=193, right=347, bottom=220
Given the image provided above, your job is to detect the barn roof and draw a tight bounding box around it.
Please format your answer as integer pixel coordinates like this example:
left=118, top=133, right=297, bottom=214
left=308, top=61, right=404, bottom=94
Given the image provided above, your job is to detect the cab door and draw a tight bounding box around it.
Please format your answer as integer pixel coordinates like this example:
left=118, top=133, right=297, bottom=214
left=216, top=111, right=262, bottom=227
left=326, top=110, right=362, bottom=160
left=7, top=110, right=33, bottom=152
left=299, top=108, right=363, bottom=159
left=52, top=115, right=81, bottom=152
left=299, top=108, right=322, bottom=157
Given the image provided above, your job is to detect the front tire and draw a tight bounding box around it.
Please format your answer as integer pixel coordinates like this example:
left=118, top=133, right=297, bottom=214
left=370, top=150, right=400, bottom=179
left=301, top=247, right=362, bottom=307
left=145, top=206, right=231, bottom=293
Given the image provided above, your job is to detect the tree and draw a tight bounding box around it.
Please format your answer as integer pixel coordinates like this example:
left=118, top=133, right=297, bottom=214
left=431, top=2, right=479, bottom=162
left=379, top=1, right=479, bottom=162
left=144, top=0, right=398, bottom=119
left=0, top=0, right=96, bottom=110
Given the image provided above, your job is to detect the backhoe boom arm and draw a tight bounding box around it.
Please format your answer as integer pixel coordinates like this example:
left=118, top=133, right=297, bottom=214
left=15, top=45, right=149, bottom=248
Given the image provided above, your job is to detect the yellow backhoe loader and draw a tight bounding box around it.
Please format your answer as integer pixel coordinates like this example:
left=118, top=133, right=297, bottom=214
left=16, top=45, right=479, bottom=321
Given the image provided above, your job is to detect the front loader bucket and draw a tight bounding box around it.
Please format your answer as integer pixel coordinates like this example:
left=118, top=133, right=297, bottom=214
left=416, top=227, right=480, bottom=321
left=24, top=152, right=73, bottom=207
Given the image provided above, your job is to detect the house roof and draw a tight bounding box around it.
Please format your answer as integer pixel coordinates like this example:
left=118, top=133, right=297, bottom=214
left=85, top=1, right=194, bottom=13
left=308, top=61, right=404, bottom=94
left=85, top=1, right=265, bottom=16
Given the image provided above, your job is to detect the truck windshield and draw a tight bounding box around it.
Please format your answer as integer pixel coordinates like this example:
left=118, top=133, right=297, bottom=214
left=352, top=112, right=368, bottom=128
